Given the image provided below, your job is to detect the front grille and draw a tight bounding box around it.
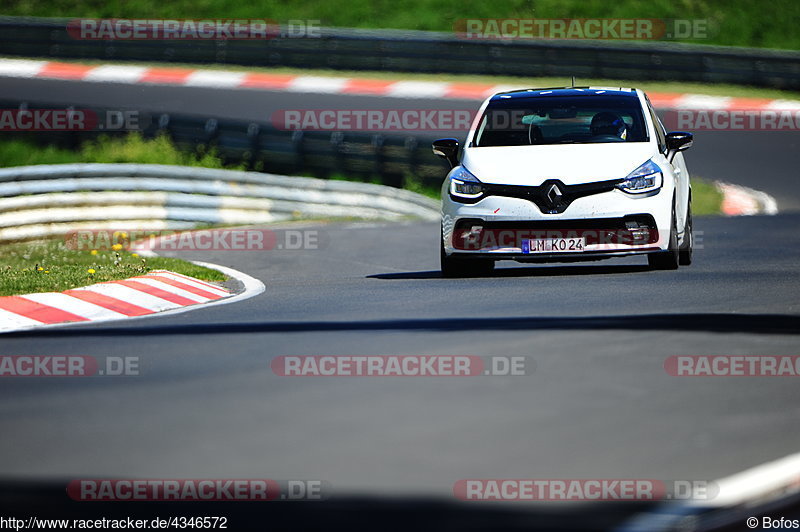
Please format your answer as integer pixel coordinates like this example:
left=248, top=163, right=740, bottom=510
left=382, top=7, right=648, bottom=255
left=454, top=178, right=624, bottom=213
left=452, top=215, right=659, bottom=250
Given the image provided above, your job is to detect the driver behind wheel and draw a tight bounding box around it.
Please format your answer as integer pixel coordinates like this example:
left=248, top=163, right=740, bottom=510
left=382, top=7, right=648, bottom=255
left=590, top=112, right=627, bottom=140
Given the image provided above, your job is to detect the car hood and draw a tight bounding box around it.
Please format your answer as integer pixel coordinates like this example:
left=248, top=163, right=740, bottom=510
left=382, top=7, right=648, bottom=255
left=460, top=143, right=655, bottom=186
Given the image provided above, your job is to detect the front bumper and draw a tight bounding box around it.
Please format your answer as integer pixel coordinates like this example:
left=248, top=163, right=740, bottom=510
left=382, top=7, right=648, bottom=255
left=441, top=187, right=673, bottom=260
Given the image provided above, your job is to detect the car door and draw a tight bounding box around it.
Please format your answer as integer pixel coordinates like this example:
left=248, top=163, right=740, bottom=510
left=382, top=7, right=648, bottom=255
left=646, top=98, right=689, bottom=235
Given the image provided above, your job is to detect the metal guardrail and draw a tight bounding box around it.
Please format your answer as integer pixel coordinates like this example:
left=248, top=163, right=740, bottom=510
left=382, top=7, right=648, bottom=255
left=1, top=99, right=451, bottom=191
left=0, top=163, right=440, bottom=242
left=1, top=16, right=799, bottom=89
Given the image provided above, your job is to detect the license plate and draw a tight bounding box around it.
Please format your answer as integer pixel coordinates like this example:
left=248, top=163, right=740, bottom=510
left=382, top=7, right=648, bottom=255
left=522, top=238, right=585, bottom=253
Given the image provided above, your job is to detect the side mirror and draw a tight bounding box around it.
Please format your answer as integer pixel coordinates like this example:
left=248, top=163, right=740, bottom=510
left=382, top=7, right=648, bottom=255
left=432, top=138, right=459, bottom=168
left=665, top=131, right=693, bottom=162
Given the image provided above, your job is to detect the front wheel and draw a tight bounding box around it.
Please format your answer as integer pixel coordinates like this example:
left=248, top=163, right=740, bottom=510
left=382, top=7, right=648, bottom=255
left=648, top=205, right=679, bottom=270
left=679, top=199, right=693, bottom=266
left=440, top=233, right=494, bottom=278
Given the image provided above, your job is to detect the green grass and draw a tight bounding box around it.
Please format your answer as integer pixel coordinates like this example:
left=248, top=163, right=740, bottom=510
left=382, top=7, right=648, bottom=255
left=3, top=0, right=799, bottom=50
left=0, top=133, right=241, bottom=168
left=402, top=172, right=440, bottom=199
left=692, top=176, right=724, bottom=216
left=0, top=238, right=225, bottom=297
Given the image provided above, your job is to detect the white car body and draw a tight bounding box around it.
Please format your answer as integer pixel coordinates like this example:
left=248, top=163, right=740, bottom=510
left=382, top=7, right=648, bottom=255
left=437, top=87, right=694, bottom=276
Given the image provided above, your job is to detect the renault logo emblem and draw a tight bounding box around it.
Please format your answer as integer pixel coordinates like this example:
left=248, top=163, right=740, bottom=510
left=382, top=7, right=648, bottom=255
left=546, top=183, right=563, bottom=204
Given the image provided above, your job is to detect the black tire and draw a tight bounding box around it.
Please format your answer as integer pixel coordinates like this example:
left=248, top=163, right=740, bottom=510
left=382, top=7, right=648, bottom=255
left=648, top=204, right=679, bottom=270
left=679, top=198, right=693, bottom=266
left=440, top=230, right=494, bottom=278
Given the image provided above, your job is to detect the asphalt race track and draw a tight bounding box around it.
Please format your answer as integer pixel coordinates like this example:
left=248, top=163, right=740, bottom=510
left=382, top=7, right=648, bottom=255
left=1, top=214, right=799, bottom=489
left=1, top=76, right=799, bottom=527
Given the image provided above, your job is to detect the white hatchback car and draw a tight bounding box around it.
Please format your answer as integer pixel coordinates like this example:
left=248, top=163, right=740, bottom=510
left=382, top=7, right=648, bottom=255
left=434, top=87, right=694, bottom=277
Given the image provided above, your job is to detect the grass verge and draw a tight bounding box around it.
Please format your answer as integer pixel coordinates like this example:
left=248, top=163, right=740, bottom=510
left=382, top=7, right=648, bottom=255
left=692, top=177, right=724, bottom=216
left=0, top=238, right=225, bottom=297
left=0, top=133, right=240, bottom=168
left=3, top=0, right=800, bottom=50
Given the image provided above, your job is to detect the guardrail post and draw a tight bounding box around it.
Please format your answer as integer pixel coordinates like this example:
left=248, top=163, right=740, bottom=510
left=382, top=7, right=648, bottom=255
left=203, top=118, right=220, bottom=160
left=157, top=113, right=172, bottom=140
left=330, top=132, right=345, bottom=177
left=291, top=131, right=304, bottom=174
left=372, top=134, right=396, bottom=187
left=215, top=40, right=227, bottom=63
left=404, top=136, right=418, bottom=187
left=246, top=123, right=260, bottom=171
left=64, top=106, right=81, bottom=149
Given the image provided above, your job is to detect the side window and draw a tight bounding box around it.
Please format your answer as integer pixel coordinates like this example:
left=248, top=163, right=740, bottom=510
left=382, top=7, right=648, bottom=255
left=646, top=101, right=667, bottom=153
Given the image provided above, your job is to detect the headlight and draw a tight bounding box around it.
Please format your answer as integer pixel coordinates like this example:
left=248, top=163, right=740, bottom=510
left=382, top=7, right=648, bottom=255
left=617, top=160, right=663, bottom=194
left=449, top=167, right=486, bottom=200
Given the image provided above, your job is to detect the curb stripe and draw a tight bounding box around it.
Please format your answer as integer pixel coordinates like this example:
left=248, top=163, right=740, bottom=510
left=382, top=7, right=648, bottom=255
left=240, top=72, right=295, bottom=89
left=387, top=81, right=449, bottom=98
left=39, top=62, right=95, bottom=80
left=129, top=278, right=211, bottom=302
left=21, top=292, right=128, bottom=321
left=83, top=65, right=148, bottom=83
left=64, top=289, right=154, bottom=316
left=0, top=308, right=44, bottom=328
left=0, top=270, right=232, bottom=333
left=0, top=59, right=46, bottom=77
left=150, top=270, right=229, bottom=293
left=111, top=279, right=199, bottom=305
left=444, top=83, right=496, bottom=100
left=727, top=96, right=775, bottom=109
left=81, top=283, right=183, bottom=312
left=3, top=59, right=796, bottom=110
left=289, top=76, right=349, bottom=93
left=717, top=181, right=778, bottom=216
left=647, top=92, right=683, bottom=108
left=140, top=67, right=194, bottom=84
left=0, top=296, right=89, bottom=324
left=133, top=275, right=223, bottom=299
left=185, top=70, right=247, bottom=88
left=148, top=273, right=229, bottom=296
left=342, top=78, right=396, bottom=94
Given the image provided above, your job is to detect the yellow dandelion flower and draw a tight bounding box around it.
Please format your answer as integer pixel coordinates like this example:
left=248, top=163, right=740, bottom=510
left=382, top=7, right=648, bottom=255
left=37, top=267, right=43, bottom=271
left=87, top=268, right=96, bottom=274
left=131, top=253, right=139, bottom=258
left=90, top=250, right=98, bottom=255
left=44, top=270, right=50, bottom=274
left=112, top=244, right=123, bottom=251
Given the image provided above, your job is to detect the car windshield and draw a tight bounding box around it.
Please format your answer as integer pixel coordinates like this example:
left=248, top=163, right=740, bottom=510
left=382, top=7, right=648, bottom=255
left=472, top=93, right=649, bottom=147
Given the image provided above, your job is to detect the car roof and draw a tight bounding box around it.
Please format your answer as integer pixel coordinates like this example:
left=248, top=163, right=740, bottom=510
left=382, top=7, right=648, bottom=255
left=491, top=87, right=640, bottom=101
